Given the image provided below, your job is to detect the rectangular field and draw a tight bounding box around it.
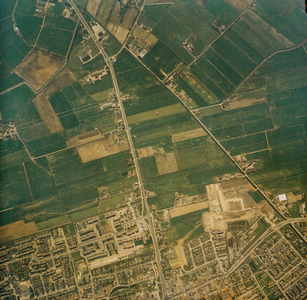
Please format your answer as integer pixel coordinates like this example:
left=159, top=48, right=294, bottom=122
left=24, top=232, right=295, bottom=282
left=66, top=130, right=103, bottom=147
left=15, top=49, right=64, bottom=91
left=171, top=128, right=206, bottom=143
left=76, top=136, right=129, bottom=163
left=127, top=103, right=186, bottom=124
left=33, top=93, right=64, bottom=133
left=169, top=202, right=209, bottom=218
left=155, top=152, right=178, bottom=175
left=0, top=220, right=37, bottom=244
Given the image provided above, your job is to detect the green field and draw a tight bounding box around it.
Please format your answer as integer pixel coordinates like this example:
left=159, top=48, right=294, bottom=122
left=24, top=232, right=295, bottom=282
left=44, top=3, right=77, bottom=31
left=139, top=156, right=159, bottom=179
left=0, top=84, right=35, bottom=120
left=104, top=34, right=122, bottom=57
left=36, top=27, right=74, bottom=56
left=203, top=47, right=244, bottom=86
left=15, top=0, right=37, bottom=15
left=182, top=0, right=307, bottom=105
left=143, top=41, right=183, bottom=80
left=68, top=47, right=106, bottom=79
left=114, top=49, right=140, bottom=74
left=59, top=113, right=80, bottom=130
left=0, top=19, right=17, bottom=49
left=171, top=209, right=208, bottom=241
left=1, top=43, right=25, bottom=69
left=99, top=194, right=127, bottom=212
left=142, top=4, right=169, bottom=24
left=83, top=74, right=113, bottom=95
left=117, top=66, right=158, bottom=93
left=74, top=0, right=88, bottom=8
left=0, top=66, right=22, bottom=93
left=96, top=0, right=116, bottom=25
left=12, top=37, right=31, bottom=56
left=152, top=11, right=194, bottom=65
left=146, top=0, right=221, bottom=64
left=25, top=132, right=67, bottom=157
left=213, top=46, right=307, bottom=194
left=49, top=90, right=73, bottom=114
left=0, top=0, right=17, bottom=20
left=0, top=164, right=32, bottom=210
left=14, top=14, right=43, bottom=46
left=124, top=85, right=178, bottom=116
left=248, top=191, right=265, bottom=204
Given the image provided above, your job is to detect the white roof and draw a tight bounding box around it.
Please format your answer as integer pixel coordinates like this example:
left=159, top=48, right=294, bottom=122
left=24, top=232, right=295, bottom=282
left=278, top=194, right=287, bottom=202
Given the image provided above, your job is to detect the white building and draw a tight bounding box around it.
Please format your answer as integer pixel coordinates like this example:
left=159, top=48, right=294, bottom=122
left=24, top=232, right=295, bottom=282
left=278, top=194, right=287, bottom=202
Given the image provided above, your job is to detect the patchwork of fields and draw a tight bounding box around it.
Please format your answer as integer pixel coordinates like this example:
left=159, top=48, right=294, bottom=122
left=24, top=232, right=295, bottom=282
left=0, top=0, right=78, bottom=93
left=0, top=2, right=139, bottom=231
left=0, top=71, right=136, bottom=229
left=114, top=51, right=238, bottom=215
left=0, top=0, right=306, bottom=248
left=199, top=45, right=307, bottom=194
left=172, top=1, right=307, bottom=106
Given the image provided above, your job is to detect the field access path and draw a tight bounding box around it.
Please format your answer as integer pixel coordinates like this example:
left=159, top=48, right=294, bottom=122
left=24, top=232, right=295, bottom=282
left=68, top=1, right=168, bottom=299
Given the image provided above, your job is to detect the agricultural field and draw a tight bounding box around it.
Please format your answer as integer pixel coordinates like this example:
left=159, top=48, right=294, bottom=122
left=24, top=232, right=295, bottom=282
left=14, top=1, right=78, bottom=57
left=0, top=1, right=307, bottom=299
left=118, top=51, right=239, bottom=211
left=87, top=0, right=139, bottom=43
left=0, top=28, right=132, bottom=231
left=199, top=45, right=307, bottom=196
left=177, top=0, right=307, bottom=106
left=142, top=41, right=183, bottom=80
left=0, top=14, right=30, bottom=91
left=36, top=3, right=78, bottom=56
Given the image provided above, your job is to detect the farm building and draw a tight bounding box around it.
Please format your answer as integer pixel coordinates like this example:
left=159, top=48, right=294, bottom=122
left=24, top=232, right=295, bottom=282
left=278, top=194, right=287, bottom=202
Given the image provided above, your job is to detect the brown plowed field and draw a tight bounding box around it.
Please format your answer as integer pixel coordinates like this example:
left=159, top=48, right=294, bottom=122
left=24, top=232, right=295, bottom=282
left=15, top=49, right=64, bottom=91
left=0, top=220, right=37, bottom=244
left=45, top=67, right=76, bottom=94
left=76, top=135, right=129, bottom=163
left=155, top=152, right=178, bottom=175
left=33, top=93, right=64, bottom=133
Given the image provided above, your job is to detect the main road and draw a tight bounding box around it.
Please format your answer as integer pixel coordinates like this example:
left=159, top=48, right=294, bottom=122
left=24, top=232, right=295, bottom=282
left=68, top=1, right=168, bottom=298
